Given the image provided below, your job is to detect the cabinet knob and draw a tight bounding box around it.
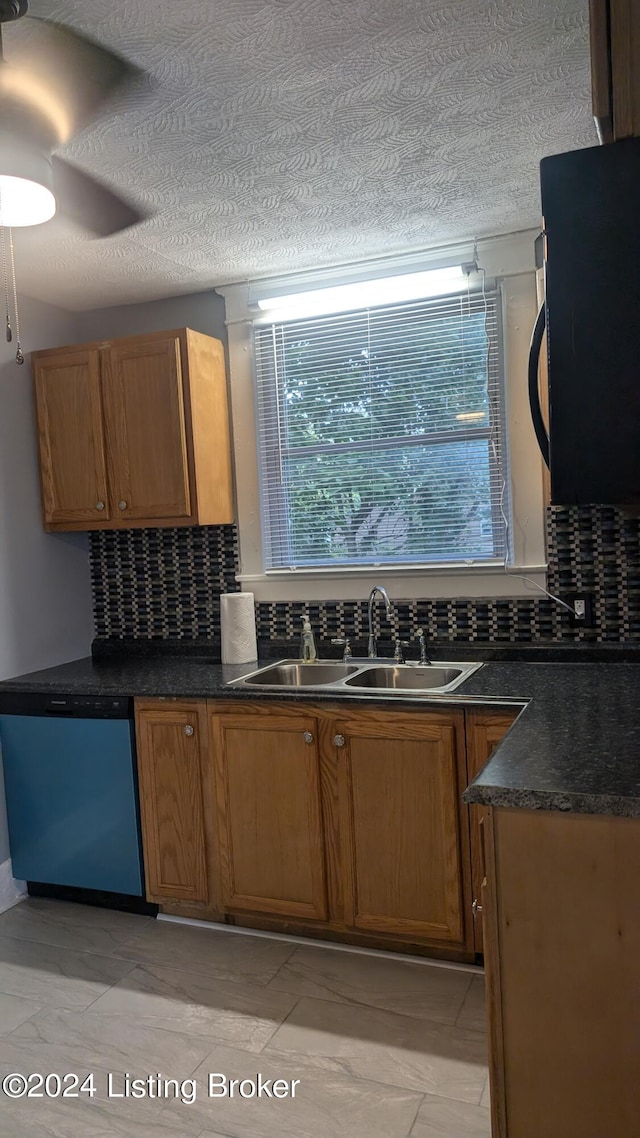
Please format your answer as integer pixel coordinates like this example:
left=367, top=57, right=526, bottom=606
left=303, top=731, right=314, bottom=744
left=472, top=899, right=483, bottom=918
left=118, top=500, right=128, bottom=510
left=333, top=734, right=345, bottom=747
left=96, top=501, right=105, bottom=511
left=184, top=725, right=195, bottom=736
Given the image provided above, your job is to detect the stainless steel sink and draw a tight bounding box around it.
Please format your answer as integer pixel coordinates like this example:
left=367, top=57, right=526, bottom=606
left=344, top=666, right=465, bottom=691
left=228, top=658, right=482, bottom=695
left=238, top=661, right=361, bottom=686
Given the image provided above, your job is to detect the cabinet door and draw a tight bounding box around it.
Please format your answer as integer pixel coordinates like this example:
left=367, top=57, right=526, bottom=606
left=135, top=701, right=208, bottom=904
left=211, top=710, right=327, bottom=920
left=465, top=709, right=518, bottom=953
left=102, top=336, right=191, bottom=521
left=336, top=709, right=467, bottom=944
left=33, top=349, right=110, bottom=527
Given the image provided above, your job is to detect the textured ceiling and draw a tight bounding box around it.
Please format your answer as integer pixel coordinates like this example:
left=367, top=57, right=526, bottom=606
left=8, top=0, right=594, bottom=310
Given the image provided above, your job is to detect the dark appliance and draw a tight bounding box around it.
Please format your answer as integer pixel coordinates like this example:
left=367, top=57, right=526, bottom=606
left=529, top=136, right=640, bottom=506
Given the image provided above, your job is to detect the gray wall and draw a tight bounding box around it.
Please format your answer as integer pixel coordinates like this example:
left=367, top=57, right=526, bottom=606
left=0, top=287, right=226, bottom=867
left=76, top=289, right=227, bottom=344
left=0, top=295, right=94, bottom=864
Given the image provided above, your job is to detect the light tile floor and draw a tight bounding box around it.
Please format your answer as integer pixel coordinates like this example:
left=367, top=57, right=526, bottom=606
left=0, top=898, right=490, bottom=1137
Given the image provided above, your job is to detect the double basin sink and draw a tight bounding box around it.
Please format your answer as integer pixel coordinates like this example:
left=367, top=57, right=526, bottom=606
left=228, top=658, right=483, bottom=696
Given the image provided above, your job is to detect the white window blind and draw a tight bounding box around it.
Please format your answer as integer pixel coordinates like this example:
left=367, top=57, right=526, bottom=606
left=254, top=287, right=508, bottom=571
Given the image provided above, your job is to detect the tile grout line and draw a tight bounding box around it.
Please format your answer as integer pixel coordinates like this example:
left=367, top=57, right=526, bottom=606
left=257, top=993, right=489, bottom=1102
left=80, top=958, right=140, bottom=1013
left=453, top=972, right=481, bottom=1028
left=1, top=1001, right=45, bottom=1040
left=259, top=991, right=488, bottom=1043
left=255, top=994, right=307, bottom=1053
left=106, top=951, right=301, bottom=986
left=263, top=942, right=301, bottom=988
left=229, top=1029, right=434, bottom=1105
left=0, top=918, right=154, bottom=961
left=405, top=1092, right=427, bottom=1138
left=266, top=975, right=478, bottom=1028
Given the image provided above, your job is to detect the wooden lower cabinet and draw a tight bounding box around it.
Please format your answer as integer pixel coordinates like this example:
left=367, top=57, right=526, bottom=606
left=335, top=707, right=469, bottom=946
left=135, top=699, right=211, bottom=905
left=209, top=706, right=328, bottom=921
left=482, top=806, right=640, bottom=1138
left=465, top=708, right=518, bottom=952
left=134, top=697, right=494, bottom=959
left=207, top=701, right=473, bottom=955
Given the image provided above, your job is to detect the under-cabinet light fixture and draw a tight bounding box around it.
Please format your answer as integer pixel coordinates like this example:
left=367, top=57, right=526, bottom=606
left=256, top=265, right=469, bottom=322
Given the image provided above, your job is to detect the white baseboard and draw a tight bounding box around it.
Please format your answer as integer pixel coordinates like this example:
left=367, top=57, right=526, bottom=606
left=0, top=859, right=26, bottom=915
left=158, top=914, right=483, bottom=974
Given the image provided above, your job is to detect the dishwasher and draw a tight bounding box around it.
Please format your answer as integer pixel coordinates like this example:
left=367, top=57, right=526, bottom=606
left=0, top=692, right=145, bottom=900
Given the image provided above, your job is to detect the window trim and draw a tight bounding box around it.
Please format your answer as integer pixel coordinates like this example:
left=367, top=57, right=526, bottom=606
left=217, top=229, right=548, bottom=602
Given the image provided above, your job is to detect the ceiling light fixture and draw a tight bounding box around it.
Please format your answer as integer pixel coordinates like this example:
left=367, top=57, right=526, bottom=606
left=0, top=137, right=56, bottom=227
left=0, top=0, right=150, bottom=363
left=0, top=9, right=57, bottom=365
left=0, top=136, right=55, bottom=363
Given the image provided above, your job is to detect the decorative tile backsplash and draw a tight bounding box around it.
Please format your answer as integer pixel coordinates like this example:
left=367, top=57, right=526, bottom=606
left=89, top=506, right=640, bottom=645
left=90, top=526, right=239, bottom=640
left=254, top=595, right=559, bottom=643
left=546, top=505, right=640, bottom=642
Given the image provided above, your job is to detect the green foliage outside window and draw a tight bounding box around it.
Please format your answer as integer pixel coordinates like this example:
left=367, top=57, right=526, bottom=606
left=256, top=292, right=505, bottom=568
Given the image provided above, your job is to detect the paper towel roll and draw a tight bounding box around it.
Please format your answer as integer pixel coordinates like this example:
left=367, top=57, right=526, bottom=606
left=220, top=592, right=258, bottom=664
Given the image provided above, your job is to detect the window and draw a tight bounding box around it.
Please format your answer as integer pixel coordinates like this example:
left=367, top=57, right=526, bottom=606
left=254, top=284, right=509, bottom=571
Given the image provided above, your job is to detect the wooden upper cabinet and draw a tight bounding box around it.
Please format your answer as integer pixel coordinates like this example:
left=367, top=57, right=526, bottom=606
left=210, top=706, right=328, bottom=921
left=33, top=348, right=110, bottom=527
left=32, top=327, right=234, bottom=532
left=135, top=699, right=209, bottom=905
left=335, top=708, right=470, bottom=948
left=102, top=336, right=191, bottom=522
left=590, top=0, right=640, bottom=141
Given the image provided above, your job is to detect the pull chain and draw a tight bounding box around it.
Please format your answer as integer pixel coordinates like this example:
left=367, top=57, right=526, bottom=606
left=1, top=224, right=10, bottom=344
left=0, top=184, right=12, bottom=345
left=0, top=26, right=25, bottom=367
left=7, top=228, right=23, bottom=365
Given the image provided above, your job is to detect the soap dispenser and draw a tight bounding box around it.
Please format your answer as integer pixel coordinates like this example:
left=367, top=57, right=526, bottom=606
left=299, top=615, right=317, bottom=662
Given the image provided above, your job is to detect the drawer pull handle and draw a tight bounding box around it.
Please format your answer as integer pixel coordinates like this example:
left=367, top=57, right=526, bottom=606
left=472, top=899, right=483, bottom=918
left=184, top=725, right=194, bottom=736
left=333, top=734, right=345, bottom=747
left=303, top=731, right=314, bottom=744
left=118, top=500, right=128, bottom=510
left=96, top=501, right=105, bottom=511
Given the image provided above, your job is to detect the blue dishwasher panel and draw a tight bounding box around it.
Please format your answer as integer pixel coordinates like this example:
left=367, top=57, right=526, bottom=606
left=0, top=715, right=143, bottom=896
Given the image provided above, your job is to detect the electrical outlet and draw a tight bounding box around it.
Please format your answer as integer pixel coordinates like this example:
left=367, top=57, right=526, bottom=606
left=561, top=593, right=595, bottom=627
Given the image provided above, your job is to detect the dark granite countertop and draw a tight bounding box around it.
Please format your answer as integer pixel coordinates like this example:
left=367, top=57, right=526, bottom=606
left=1, top=646, right=640, bottom=818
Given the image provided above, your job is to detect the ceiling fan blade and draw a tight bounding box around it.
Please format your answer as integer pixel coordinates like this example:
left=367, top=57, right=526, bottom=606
left=1, top=14, right=150, bottom=143
left=52, top=156, right=149, bottom=236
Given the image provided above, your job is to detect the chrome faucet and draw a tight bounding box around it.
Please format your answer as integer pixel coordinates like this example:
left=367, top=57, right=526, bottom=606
left=367, top=586, right=394, bottom=658
left=414, top=627, right=430, bottom=665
